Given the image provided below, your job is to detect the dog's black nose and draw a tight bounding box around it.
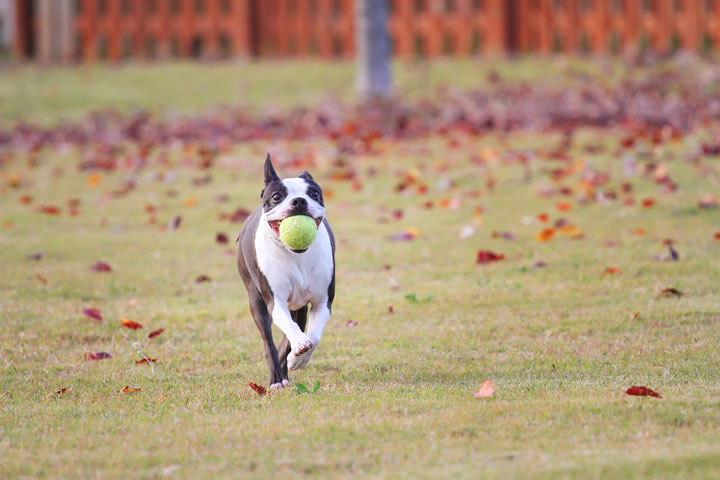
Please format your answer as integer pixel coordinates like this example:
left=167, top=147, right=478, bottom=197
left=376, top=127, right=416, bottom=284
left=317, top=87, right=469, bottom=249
left=291, top=197, right=308, bottom=208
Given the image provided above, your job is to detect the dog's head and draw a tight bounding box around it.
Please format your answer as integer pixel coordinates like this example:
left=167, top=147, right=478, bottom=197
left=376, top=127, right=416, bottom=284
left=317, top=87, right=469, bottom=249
left=261, top=154, right=325, bottom=252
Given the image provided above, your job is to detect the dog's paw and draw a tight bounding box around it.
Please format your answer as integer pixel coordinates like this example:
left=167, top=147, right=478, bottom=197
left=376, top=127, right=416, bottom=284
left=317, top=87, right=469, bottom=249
left=288, top=346, right=316, bottom=371
left=269, top=379, right=291, bottom=390
left=292, top=335, right=313, bottom=356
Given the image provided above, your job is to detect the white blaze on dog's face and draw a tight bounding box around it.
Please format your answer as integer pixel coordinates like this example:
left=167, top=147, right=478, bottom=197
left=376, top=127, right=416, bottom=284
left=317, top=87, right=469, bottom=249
left=260, top=156, right=325, bottom=250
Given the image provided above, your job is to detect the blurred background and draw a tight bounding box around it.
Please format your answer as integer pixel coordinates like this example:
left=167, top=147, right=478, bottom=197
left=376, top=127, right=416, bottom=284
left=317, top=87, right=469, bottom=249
left=2, top=0, right=718, bottom=64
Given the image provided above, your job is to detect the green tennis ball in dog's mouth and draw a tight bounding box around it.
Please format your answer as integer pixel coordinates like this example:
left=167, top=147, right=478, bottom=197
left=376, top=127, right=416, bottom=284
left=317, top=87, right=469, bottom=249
left=279, top=215, right=318, bottom=251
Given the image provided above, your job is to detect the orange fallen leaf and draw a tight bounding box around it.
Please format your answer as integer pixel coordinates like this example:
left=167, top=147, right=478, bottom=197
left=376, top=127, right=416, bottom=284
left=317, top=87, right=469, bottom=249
left=537, top=213, right=549, bottom=223
left=535, top=228, right=555, bottom=242
left=473, top=380, right=494, bottom=398
left=35, top=274, right=48, bottom=284
left=55, top=387, right=71, bottom=394
left=121, top=318, right=143, bottom=330
left=19, top=195, right=33, bottom=205
left=633, top=228, right=645, bottom=236
left=625, top=386, right=662, bottom=398
left=184, top=197, right=197, bottom=207
left=3, top=221, right=13, bottom=229
left=557, top=225, right=580, bottom=235
left=248, top=382, right=267, bottom=396
left=632, top=312, right=640, bottom=321
left=119, top=385, right=141, bottom=393
left=556, top=201, right=572, bottom=212
left=87, top=174, right=102, bottom=186
left=604, top=267, right=621, bottom=275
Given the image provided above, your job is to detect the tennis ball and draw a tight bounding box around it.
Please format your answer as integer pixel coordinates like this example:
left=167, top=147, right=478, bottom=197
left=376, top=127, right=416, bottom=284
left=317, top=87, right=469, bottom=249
left=279, top=215, right=318, bottom=251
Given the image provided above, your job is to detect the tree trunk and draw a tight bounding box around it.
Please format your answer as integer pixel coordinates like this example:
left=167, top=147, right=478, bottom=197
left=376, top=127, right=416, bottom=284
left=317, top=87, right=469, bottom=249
left=355, top=0, right=392, bottom=100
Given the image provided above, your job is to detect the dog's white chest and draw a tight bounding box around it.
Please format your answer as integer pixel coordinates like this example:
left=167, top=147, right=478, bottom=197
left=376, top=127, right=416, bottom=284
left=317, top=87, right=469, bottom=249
left=255, top=223, right=334, bottom=310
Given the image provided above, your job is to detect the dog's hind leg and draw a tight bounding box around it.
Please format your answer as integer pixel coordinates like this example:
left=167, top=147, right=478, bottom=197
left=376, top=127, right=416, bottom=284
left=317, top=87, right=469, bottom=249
left=248, top=290, right=288, bottom=389
left=278, top=306, right=308, bottom=377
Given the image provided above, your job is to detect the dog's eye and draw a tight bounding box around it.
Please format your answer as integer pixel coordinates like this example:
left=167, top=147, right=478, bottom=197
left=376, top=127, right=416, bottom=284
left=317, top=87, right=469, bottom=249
left=309, top=190, right=320, bottom=199
left=272, top=192, right=283, bottom=202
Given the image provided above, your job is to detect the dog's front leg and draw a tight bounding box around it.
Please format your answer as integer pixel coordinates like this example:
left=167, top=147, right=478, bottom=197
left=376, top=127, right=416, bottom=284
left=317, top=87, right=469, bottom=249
left=271, top=300, right=313, bottom=355
left=287, top=300, right=330, bottom=371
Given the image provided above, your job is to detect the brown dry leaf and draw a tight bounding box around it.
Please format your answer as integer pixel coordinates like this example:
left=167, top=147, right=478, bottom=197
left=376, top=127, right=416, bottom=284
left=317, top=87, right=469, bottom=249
left=248, top=382, right=267, bottom=396
left=473, top=380, right=494, bottom=398
left=659, top=288, right=683, bottom=298
left=55, top=387, right=71, bottom=395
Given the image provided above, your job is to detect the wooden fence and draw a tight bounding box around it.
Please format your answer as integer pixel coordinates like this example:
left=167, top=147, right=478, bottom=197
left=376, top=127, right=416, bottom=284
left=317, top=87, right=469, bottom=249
left=13, top=0, right=720, bottom=62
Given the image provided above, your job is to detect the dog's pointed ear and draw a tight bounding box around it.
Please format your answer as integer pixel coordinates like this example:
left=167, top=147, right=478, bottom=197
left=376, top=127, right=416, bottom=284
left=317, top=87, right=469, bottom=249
left=264, top=153, right=280, bottom=186
left=298, top=170, right=314, bottom=181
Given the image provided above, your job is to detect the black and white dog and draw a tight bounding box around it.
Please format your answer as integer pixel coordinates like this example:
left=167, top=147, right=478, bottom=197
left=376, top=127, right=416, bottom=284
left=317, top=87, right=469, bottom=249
left=237, top=154, right=335, bottom=388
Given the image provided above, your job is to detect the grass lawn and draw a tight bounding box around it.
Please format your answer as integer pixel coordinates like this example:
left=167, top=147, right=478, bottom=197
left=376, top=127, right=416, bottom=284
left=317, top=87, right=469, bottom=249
left=1, top=59, right=720, bottom=479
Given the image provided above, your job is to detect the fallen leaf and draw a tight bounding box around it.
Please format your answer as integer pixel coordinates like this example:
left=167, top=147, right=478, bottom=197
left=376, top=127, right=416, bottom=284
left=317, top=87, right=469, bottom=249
left=39, top=205, right=61, bottom=215
left=216, top=232, right=229, bottom=244
left=87, top=173, right=102, bottom=186
left=476, top=250, right=505, bottom=264
left=89, top=261, right=112, bottom=272
left=535, top=228, right=555, bottom=242
left=184, top=197, right=197, bottom=207
left=388, top=305, right=394, bottom=314
left=86, top=352, right=111, bottom=360
left=625, top=386, right=662, bottom=398
left=248, top=382, right=267, bottom=396
left=473, top=380, right=494, bottom=398
left=148, top=328, right=165, bottom=339
left=641, top=198, right=655, bottom=208
left=659, top=287, right=683, bottom=298
left=55, top=387, right=71, bottom=394
left=135, top=358, right=157, bottom=364
left=603, top=267, right=621, bottom=275
left=633, top=228, right=645, bottom=235
left=26, top=250, right=45, bottom=261
left=35, top=274, right=48, bottom=284
left=119, top=385, right=141, bottom=393
left=556, top=201, right=572, bottom=211
left=632, top=312, right=640, bottom=321
left=196, top=275, right=211, bottom=283
left=346, top=319, right=358, bottom=327
left=714, top=232, right=720, bottom=241
left=537, top=213, right=549, bottom=223
left=82, top=308, right=103, bottom=323
left=121, top=318, right=143, bottom=330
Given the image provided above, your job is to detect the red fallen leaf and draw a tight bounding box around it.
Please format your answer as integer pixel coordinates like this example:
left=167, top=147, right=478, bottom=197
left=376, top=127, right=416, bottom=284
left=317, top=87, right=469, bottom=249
left=248, top=382, right=267, bottom=396
left=537, top=213, right=549, bottom=223
left=715, top=232, right=720, bottom=240
left=148, top=328, right=165, bottom=339
left=632, top=312, right=640, bottom=321
left=346, top=319, right=358, bottom=327
left=196, top=275, right=211, bottom=283
left=473, top=380, right=494, bottom=398
left=135, top=358, right=157, bottom=364
left=660, top=288, right=683, bottom=298
left=19, top=195, right=33, bottom=205
left=82, top=308, right=103, bottom=323
left=641, top=198, right=655, bottom=208
left=86, top=352, right=112, bottom=360
left=604, top=267, right=621, bottom=275
left=216, top=232, right=229, bottom=244
left=121, top=318, right=143, bottom=330
left=89, top=261, right=112, bottom=272
left=119, top=385, right=141, bottom=393
left=388, top=305, right=395, bottom=314
left=476, top=250, right=505, bottom=264
left=625, top=386, right=662, bottom=398
left=391, top=209, right=404, bottom=220
left=417, top=184, right=428, bottom=194
left=39, top=205, right=61, bottom=215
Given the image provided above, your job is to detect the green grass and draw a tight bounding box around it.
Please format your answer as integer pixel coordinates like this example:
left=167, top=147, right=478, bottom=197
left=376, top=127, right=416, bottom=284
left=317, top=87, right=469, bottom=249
left=0, top=56, right=636, bottom=124
left=1, top=60, right=720, bottom=479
